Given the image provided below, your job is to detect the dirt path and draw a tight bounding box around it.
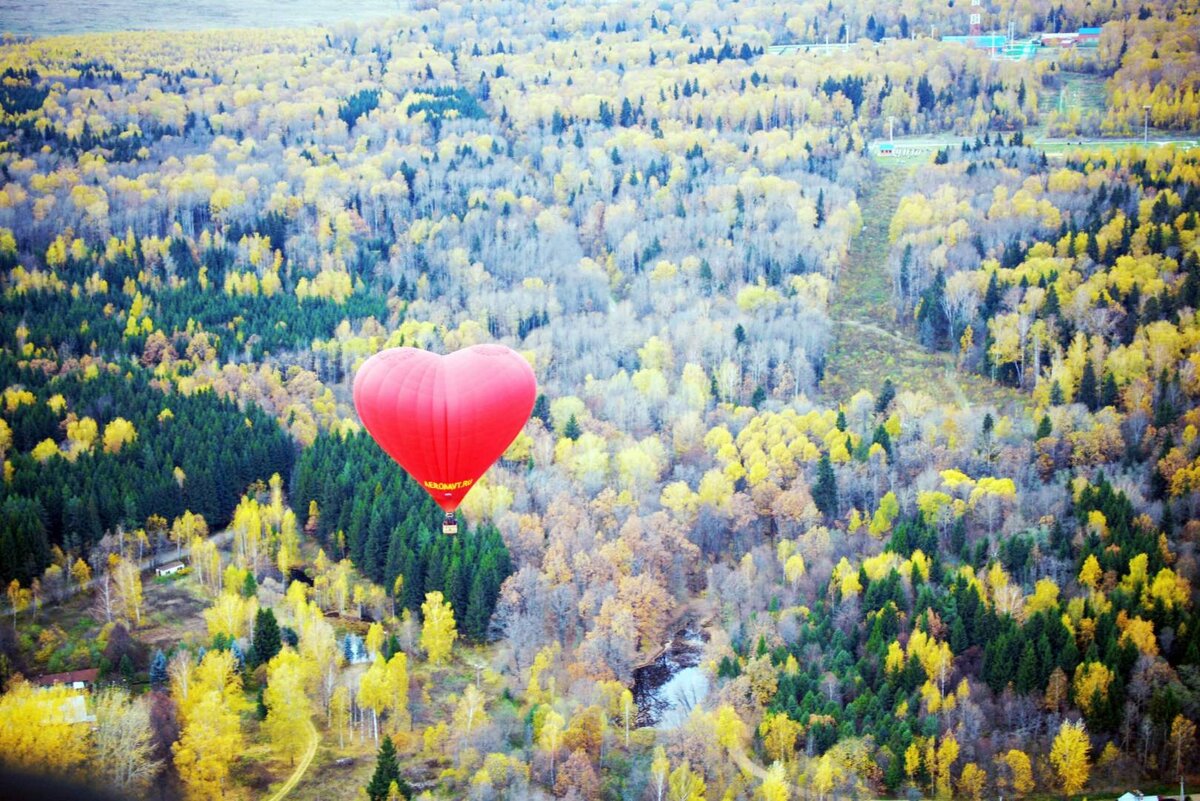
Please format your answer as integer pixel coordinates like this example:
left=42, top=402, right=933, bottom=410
left=264, top=718, right=319, bottom=801
left=829, top=168, right=909, bottom=332
left=837, top=318, right=910, bottom=347
left=729, top=745, right=769, bottom=781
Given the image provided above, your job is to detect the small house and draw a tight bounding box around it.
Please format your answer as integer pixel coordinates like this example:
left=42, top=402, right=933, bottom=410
left=1117, top=792, right=1159, bottom=801
left=156, top=561, right=186, bottom=577
left=879, top=143, right=894, bottom=156
left=34, top=668, right=99, bottom=691
left=1077, top=27, right=1102, bottom=44
left=1040, top=33, right=1080, bottom=47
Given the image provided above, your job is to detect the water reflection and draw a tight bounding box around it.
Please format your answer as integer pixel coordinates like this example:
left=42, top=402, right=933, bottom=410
left=632, top=622, right=709, bottom=729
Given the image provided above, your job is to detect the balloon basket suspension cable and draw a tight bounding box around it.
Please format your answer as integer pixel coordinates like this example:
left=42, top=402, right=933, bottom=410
left=442, top=511, right=458, bottom=536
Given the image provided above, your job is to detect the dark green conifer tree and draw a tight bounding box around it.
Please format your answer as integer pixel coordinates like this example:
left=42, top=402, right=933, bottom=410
left=366, top=735, right=409, bottom=801
left=1078, top=361, right=1099, bottom=411
left=252, top=608, right=282, bottom=667
left=813, top=454, right=838, bottom=518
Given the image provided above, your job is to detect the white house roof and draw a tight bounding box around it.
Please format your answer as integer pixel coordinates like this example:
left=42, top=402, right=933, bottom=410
left=1118, top=793, right=1159, bottom=801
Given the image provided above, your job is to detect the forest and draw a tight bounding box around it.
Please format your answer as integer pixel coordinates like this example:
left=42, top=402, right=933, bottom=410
left=0, top=0, right=1198, bottom=799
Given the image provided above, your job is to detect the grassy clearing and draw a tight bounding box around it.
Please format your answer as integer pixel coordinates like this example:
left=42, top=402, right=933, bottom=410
left=822, top=165, right=956, bottom=404
left=822, top=165, right=1029, bottom=412
left=8, top=570, right=211, bottom=677
left=287, top=745, right=375, bottom=801
left=138, top=579, right=210, bottom=649
left=1039, top=71, right=1108, bottom=117
left=829, top=167, right=908, bottom=331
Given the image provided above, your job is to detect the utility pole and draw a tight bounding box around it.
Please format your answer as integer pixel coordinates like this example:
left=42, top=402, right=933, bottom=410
left=888, top=116, right=895, bottom=143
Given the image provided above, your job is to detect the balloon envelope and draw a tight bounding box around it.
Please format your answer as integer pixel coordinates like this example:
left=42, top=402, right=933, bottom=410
left=352, top=344, right=536, bottom=513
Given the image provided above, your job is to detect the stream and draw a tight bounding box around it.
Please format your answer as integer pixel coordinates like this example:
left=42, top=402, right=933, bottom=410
left=631, top=621, right=709, bottom=728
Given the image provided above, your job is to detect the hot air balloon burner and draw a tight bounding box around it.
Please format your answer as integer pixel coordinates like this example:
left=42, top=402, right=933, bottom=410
left=442, top=512, right=458, bottom=536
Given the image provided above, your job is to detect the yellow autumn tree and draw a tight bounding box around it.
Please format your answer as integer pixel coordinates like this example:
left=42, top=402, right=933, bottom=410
left=358, top=654, right=390, bottom=743
left=330, top=685, right=351, bottom=748
left=759, top=711, right=802, bottom=764
left=1049, top=719, right=1091, bottom=796
left=667, top=760, right=706, bottom=801
left=0, top=679, right=91, bottom=776
left=935, top=732, right=960, bottom=799
left=420, top=590, right=458, bottom=666
left=997, top=749, right=1034, bottom=797
left=202, top=591, right=257, bottom=640
left=264, top=648, right=312, bottom=766
left=811, top=752, right=840, bottom=801
left=539, top=708, right=565, bottom=787
left=1072, top=662, right=1114, bottom=718
left=386, top=652, right=409, bottom=731
left=1078, top=554, right=1102, bottom=591
left=452, top=683, right=489, bottom=737
left=650, top=746, right=670, bottom=801
left=112, top=556, right=143, bottom=627
left=173, top=650, right=245, bottom=801
left=366, top=621, right=385, bottom=657
left=957, top=763, right=986, bottom=801
left=101, top=417, right=138, bottom=453
left=759, top=761, right=790, bottom=801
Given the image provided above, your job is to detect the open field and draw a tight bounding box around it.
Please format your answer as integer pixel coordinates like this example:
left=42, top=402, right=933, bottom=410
left=821, top=165, right=1028, bottom=411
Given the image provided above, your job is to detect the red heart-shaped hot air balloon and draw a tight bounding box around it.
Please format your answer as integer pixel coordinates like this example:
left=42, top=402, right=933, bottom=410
left=352, top=344, right=536, bottom=519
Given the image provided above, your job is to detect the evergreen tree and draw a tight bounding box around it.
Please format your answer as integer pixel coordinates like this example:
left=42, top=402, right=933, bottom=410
left=119, top=653, right=135, bottom=684
left=1036, top=415, right=1052, bottom=439
left=950, top=616, right=968, bottom=654
left=531, top=394, right=551, bottom=426
left=917, top=270, right=950, bottom=348
left=1078, top=361, right=1099, bottom=411
left=1049, top=380, right=1065, bottom=406
left=252, top=608, right=282, bottom=667
left=982, top=271, right=1002, bottom=319
left=1015, top=641, right=1038, bottom=694
left=384, top=634, right=400, bottom=660
left=1101, top=372, right=1119, bottom=409
left=813, top=454, right=838, bottom=518
left=1043, top=286, right=1061, bottom=318
left=872, top=425, right=892, bottom=457
left=366, top=735, right=409, bottom=801
left=281, top=626, right=299, bottom=648
left=465, top=572, right=490, bottom=640
left=149, top=649, right=168, bottom=688
left=562, top=414, right=581, bottom=441
left=1154, top=369, right=1176, bottom=426
left=875, top=378, right=896, bottom=413
left=241, top=571, right=257, bottom=598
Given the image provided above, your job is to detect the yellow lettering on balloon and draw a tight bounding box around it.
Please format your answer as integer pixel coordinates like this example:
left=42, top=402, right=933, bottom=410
left=424, top=479, right=474, bottom=491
